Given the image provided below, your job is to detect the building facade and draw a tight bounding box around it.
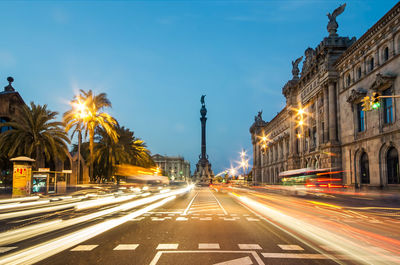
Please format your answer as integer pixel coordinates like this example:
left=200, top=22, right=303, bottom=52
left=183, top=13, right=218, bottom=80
left=250, top=3, right=400, bottom=189
left=152, top=154, right=190, bottom=181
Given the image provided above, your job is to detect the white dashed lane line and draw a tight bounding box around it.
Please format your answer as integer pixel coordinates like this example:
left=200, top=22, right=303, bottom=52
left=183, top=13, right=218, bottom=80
left=156, top=244, right=179, bottom=250
left=70, top=245, right=98, bottom=251
left=278, top=245, right=304, bottom=251
left=113, top=244, right=139, bottom=250
left=198, top=243, right=220, bottom=249
left=238, top=244, right=262, bottom=250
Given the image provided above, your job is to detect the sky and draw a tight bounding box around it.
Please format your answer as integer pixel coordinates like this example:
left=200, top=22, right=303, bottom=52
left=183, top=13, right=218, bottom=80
left=0, top=0, right=397, bottom=175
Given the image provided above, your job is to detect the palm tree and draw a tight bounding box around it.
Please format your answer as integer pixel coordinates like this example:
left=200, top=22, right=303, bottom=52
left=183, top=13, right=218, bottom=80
left=64, top=89, right=118, bottom=182
left=92, top=126, right=154, bottom=180
left=0, top=102, right=70, bottom=169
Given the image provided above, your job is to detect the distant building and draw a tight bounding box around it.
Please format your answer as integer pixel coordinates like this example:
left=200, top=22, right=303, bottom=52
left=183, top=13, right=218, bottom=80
left=250, top=2, right=400, bottom=189
left=152, top=154, right=190, bottom=181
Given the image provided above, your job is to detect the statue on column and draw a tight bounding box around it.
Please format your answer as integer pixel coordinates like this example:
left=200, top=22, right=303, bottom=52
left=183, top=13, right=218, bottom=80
left=327, top=3, right=346, bottom=36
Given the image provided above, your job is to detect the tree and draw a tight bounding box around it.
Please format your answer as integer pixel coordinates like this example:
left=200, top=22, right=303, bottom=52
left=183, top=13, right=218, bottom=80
left=64, top=89, right=118, bottom=182
left=0, top=102, right=70, bottom=169
left=92, top=125, right=154, bottom=180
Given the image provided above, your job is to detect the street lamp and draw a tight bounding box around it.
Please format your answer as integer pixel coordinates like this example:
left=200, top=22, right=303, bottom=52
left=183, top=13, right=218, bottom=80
left=73, top=99, right=88, bottom=186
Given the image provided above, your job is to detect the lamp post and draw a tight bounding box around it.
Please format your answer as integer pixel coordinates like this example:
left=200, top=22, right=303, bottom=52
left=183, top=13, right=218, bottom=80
left=74, top=100, right=88, bottom=186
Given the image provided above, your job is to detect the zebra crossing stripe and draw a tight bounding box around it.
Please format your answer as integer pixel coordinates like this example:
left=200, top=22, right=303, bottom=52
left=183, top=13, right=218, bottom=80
left=278, top=245, right=304, bottom=251
left=238, top=244, right=262, bottom=250
left=198, top=243, right=220, bottom=249
left=156, top=244, right=179, bottom=250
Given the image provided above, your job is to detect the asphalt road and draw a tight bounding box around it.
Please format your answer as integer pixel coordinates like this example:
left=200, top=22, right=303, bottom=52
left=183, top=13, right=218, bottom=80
left=33, top=187, right=341, bottom=265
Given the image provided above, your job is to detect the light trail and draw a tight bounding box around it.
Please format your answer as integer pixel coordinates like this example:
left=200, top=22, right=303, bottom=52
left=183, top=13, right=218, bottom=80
left=0, top=186, right=191, bottom=246
left=0, top=200, right=50, bottom=210
left=0, top=194, right=183, bottom=265
left=231, top=192, right=400, bottom=265
left=0, top=196, right=40, bottom=204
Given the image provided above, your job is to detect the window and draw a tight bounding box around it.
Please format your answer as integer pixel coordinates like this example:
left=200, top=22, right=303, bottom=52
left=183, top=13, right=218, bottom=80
left=383, top=88, right=393, bottom=124
left=357, top=67, right=362, bottom=79
left=357, top=103, right=365, bottom=132
left=387, top=147, right=399, bottom=184
left=368, top=57, right=374, bottom=72
left=383, top=47, right=389, bottom=62
left=0, top=117, right=11, bottom=133
left=346, top=74, right=351, bottom=87
left=360, top=152, right=370, bottom=184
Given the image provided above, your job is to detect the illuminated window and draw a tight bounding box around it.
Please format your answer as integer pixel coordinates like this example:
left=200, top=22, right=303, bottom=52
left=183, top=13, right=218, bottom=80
left=357, top=103, right=365, bottom=132
left=383, top=88, right=393, bottom=124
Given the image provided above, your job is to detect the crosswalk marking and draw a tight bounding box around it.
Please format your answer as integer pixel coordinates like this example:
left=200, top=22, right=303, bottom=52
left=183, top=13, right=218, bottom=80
left=262, top=253, right=328, bottom=259
left=70, top=245, right=98, bottom=251
left=198, top=243, right=220, bottom=249
left=0, top=247, right=17, bottom=253
left=213, top=256, right=253, bottom=265
left=278, top=245, right=304, bottom=251
left=246, top=217, right=260, bottom=222
left=176, top=217, right=188, bottom=221
left=156, top=244, right=179, bottom=250
left=200, top=217, right=212, bottom=220
left=238, top=244, right=262, bottom=250
left=113, top=244, right=139, bottom=250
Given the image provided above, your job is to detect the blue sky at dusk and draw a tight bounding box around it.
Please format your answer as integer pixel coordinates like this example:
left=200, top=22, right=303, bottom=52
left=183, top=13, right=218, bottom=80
left=0, top=0, right=397, bottom=174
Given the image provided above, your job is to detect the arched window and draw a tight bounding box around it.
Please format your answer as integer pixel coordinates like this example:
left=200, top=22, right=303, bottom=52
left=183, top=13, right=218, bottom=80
left=360, top=152, right=370, bottom=184
left=383, top=47, right=389, bottom=62
left=357, top=67, right=362, bottom=80
left=387, top=147, right=399, bottom=184
left=346, top=74, right=351, bottom=87
left=368, top=57, right=374, bottom=72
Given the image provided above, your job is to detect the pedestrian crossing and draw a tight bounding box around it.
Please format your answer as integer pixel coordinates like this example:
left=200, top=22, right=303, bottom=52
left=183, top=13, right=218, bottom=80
left=130, top=213, right=260, bottom=222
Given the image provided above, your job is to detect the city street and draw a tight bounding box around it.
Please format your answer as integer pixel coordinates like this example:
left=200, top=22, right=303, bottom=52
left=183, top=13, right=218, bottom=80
left=1, top=185, right=399, bottom=265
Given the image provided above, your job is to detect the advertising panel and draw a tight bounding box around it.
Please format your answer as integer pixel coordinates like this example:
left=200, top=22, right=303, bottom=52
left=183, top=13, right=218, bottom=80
left=12, top=164, right=32, bottom=197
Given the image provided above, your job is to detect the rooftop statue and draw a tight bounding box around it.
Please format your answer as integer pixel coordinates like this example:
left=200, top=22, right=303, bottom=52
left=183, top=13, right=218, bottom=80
left=291, top=56, right=303, bottom=79
left=327, top=3, right=346, bottom=36
left=200, top=95, right=206, bottom=106
left=255, top=110, right=263, bottom=122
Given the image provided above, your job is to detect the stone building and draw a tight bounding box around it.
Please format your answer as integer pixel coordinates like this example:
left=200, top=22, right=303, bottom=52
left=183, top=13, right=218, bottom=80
left=250, top=3, right=400, bottom=189
left=152, top=154, right=190, bottom=181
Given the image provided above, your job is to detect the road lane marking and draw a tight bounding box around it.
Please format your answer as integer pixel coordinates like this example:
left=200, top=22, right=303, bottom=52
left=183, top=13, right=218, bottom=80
left=210, top=190, right=228, bottom=215
left=246, top=218, right=260, bottom=222
left=176, top=217, right=188, bottom=221
left=238, top=244, right=262, bottom=250
left=0, top=247, right=17, bottom=253
left=213, top=256, right=253, bottom=265
left=149, top=250, right=265, bottom=265
left=262, top=253, right=328, bottom=259
left=183, top=192, right=199, bottom=215
left=70, top=245, right=98, bottom=251
left=0, top=193, right=185, bottom=265
left=200, top=217, right=212, bottom=220
left=156, top=244, right=179, bottom=250
left=278, top=245, right=304, bottom=251
left=198, top=243, right=220, bottom=249
left=151, top=217, right=166, bottom=221
left=113, top=244, right=139, bottom=250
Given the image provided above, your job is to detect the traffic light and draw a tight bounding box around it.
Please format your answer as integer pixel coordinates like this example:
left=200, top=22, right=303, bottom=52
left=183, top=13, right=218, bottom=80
left=371, top=92, right=381, bottom=109
left=361, top=96, right=371, bottom=111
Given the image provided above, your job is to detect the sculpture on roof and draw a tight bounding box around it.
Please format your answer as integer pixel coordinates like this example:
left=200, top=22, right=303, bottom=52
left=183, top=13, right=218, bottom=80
left=200, top=95, right=205, bottom=106
left=301, top=48, right=316, bottom=73
left=327, top=3, right=346, bottom=36
left=255, top=110, right=263, bottom=122
left=291, top=56, right=303, bottom=79
left=4, top=76, right=15, bottom=92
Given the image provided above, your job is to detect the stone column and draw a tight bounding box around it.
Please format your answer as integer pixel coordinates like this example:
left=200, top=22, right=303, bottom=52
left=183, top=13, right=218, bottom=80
left=328, top=81, right=337, bottom=142
left=289, top=111, right=297, bottom=155
left=323, top=85, right=329, bottom=143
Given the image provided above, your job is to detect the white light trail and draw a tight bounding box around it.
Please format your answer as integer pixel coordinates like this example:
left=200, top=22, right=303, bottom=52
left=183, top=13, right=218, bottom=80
left=0, top=195, right=181, bottom=265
